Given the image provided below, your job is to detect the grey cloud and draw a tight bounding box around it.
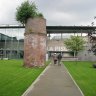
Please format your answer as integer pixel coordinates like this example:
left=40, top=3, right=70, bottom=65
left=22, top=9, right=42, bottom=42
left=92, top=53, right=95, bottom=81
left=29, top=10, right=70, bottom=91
left=35, top=0, right=96, bottom=25
left=0, top=0, right=24, bottom=24
left=0, top=0, right=96, bottom=26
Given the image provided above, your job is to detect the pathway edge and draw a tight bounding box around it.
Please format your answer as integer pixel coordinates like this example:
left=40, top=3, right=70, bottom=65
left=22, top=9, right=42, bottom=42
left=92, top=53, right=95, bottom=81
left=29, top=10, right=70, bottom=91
left=22, top=63, right=51, bottom=96
left=63, top=63, right=85, bottom=96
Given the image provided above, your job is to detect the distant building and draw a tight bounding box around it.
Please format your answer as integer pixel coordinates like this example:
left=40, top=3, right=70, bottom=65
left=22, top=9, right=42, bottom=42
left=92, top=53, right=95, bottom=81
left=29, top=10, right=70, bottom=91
left=0, top=25, right=96, bottom=61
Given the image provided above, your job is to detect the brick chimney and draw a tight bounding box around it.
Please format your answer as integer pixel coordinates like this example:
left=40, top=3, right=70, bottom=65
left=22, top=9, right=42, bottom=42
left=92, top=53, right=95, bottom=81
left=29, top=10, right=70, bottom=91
left=24, top=18, right=46, bottom=67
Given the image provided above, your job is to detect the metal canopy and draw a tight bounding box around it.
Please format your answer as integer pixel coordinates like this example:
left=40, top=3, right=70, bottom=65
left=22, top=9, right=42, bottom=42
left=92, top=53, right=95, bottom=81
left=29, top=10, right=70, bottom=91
left=0, top=25, right=96, bottom=33
left=47, top=26, right=96, bottom=34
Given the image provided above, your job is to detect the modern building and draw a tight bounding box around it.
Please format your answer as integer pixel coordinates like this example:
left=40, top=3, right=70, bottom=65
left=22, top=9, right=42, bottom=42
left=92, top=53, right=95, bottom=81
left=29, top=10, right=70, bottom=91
left=0, top=25, right=96, bottom=60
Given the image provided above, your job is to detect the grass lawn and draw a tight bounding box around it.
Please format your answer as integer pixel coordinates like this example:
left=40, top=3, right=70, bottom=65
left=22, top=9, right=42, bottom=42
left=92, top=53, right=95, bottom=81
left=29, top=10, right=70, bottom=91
left=0, top=60, right=50, bottom=96
left=63, top=61, right=96, bottom=96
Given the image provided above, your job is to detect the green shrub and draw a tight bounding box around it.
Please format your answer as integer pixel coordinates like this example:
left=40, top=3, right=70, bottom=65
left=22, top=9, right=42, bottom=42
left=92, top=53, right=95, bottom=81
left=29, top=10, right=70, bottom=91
left=16, top=1, right=43, bottom=25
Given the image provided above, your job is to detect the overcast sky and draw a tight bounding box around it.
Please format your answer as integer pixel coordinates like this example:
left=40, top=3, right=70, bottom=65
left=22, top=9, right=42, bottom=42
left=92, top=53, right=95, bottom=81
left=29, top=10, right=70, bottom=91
left=0, top=0, right=96, bottom=26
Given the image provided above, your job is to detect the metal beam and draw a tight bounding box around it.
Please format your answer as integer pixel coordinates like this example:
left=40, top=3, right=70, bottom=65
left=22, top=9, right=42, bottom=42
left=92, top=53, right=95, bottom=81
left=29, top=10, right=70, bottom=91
left=0, top=25, right=96, bottom=33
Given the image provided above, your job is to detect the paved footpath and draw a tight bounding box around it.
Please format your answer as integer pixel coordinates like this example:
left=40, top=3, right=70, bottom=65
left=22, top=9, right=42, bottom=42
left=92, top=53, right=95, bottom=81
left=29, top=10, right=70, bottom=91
left=22, top=63, right=84, bottom=96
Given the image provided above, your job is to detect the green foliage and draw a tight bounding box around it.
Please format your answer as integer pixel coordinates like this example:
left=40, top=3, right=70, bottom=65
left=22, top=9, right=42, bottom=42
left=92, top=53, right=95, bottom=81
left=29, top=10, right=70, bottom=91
left=64, top=36, right=85, bottom=52
left=37, top=12, right=44, bottom=17
left=16, top=1, right=43, bottom=24
left=91, top=44, right=96, bottom=55
left=64, top=61, right=96, bottom=96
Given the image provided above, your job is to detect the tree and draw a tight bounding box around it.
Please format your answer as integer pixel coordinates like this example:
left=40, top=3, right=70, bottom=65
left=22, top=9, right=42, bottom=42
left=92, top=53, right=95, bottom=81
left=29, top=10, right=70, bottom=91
left=64, top=36, right=85, bottom=57
left=16, top=1, right=43, bottom=25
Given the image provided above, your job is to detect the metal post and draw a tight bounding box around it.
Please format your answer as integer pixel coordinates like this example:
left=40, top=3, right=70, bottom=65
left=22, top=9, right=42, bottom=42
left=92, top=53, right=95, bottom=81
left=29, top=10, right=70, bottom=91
left=10, top=28, right=13, bottom=59
left=81, top=29, right=82, bottom=37
left=17, top=28, right=20, bottom=59
left=61, top=33, right=63, bottom=39
left=4, top=28, right=7, bottom=58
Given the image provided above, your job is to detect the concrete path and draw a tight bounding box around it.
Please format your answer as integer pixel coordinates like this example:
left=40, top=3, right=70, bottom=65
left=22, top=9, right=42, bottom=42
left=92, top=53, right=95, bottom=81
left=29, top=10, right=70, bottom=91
left=22, top=63, right=84, bottom=96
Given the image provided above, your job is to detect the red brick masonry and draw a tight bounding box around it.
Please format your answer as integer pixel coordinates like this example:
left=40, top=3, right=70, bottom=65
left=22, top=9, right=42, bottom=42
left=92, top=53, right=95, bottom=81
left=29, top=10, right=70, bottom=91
left=24, top=18, right=46, bottom=67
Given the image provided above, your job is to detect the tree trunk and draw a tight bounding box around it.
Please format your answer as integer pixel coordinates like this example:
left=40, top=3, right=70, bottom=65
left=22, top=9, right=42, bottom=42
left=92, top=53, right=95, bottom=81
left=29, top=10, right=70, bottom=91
left=74, top=51, right=76, bottom=58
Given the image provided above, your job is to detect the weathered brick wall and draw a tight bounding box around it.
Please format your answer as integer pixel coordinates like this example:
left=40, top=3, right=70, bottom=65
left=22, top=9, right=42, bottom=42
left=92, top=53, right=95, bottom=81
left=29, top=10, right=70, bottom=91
left=25, top=18, right=46, bottom=34
left=24, top=18, right=46, bottom=67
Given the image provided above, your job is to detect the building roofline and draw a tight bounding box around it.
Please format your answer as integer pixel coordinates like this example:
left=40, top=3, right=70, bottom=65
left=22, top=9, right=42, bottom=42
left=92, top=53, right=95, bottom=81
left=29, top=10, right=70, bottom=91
left=0, top=25, right=96, bottom=33
left=0, top=25, right=96, bottom=28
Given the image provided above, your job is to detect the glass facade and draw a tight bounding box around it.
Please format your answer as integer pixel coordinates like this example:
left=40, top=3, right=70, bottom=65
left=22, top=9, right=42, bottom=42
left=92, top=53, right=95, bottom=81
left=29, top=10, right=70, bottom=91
left=0, top=27, right=24, bottom=59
